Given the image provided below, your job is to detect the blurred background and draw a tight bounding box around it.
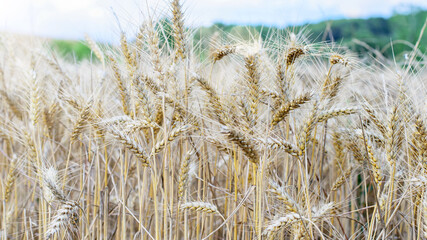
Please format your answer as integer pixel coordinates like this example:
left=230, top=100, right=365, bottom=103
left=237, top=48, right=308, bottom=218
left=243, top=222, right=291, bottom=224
left=0, top=0, right=426, bottom=61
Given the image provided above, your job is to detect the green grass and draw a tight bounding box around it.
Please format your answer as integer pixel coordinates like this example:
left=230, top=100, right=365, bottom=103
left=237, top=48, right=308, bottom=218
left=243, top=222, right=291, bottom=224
left=50, top=40, right=93, bottom=62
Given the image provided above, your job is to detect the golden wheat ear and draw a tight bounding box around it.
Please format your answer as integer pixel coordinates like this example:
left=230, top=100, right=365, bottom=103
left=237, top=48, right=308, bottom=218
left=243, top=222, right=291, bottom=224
left=171, top=0, right=186, bottom=61
left=271, top=92, right=312, bottom=128
left=85, top=34, right=105, bottom=67
left=108, top=127, right=150, bottom=167
left=45, top=201, right=80, bottom=239
left=178, top=149, right=195, bottom=200
left=221, top=126, right=260, bottom=164
left=180, top=201, right=220, bottom=214
left=212, top=45, right=236, bottom=62
left=263, top=213, right=301, bottom=238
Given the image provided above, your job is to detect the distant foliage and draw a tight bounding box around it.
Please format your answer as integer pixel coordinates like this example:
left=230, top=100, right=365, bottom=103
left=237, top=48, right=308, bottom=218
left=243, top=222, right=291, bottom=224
left=50, top=40, right=93, bottom=62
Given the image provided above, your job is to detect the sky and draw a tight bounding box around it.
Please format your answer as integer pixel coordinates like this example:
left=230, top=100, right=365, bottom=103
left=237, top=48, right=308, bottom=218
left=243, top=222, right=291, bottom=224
left=0, top=0, right=426, bottom=43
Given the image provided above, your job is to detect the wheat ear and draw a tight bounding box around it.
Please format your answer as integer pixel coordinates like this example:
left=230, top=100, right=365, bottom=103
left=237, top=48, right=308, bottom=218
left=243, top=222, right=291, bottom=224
left=180, top=201, right=219, bottom=214
left=221, top=126, right=259, bottom=164
left=263, top=137, right=299, bottom=156
left=70, top=101, right=92, bottom=141
left=85, top=34, right=105, bottom=67
left=269, top=180, right=299, bottom=212
left=271, top=92, right=311, bottom=127
left=316, top=107, right=358, bottom=123
left=171, top=0, right=186, bottom=61
left=212, top=45, right=236, bottom=62
left=45, top=201, right=79, bottom=239
left=109, top=56, right=130, bottom=116
left=4, top=159, right=17, bottom=202
left=109, top=128, right=150, bottom=167
left=152, top=125, right=190, bottom=154
left=331, top=167, right=352, bottom=191
left=244, top=54, right=260, bottom=126
left=263, top=213, right=301, bottom=238
left=178, top=150, right=195, bottom=200
left=285, top=47, right=306, bottom=67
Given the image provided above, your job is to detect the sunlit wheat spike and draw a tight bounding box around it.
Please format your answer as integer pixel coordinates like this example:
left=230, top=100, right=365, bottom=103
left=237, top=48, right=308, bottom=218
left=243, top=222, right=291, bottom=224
left=24, top=131, right=39, bottom=167
left=195, top=76, right=229, bottom=125
left=385, top=105, right=403, bottom=166
left=42, top=166, right=66, bottom=203
left=70, top=101, right=92, bottom=141
left=297, top=102, right=319, bottom=156
left=312, top=202, right=335, bottom=218
left=363, top=104, right=387, bottom=136
left=261, top=137, right=299, bottom=156
left=261, top=88, right=282, bottom=101
left=151, top=125, right=191, bottom=155
left=366, top=143, right=383, bottom=184
left=212, top=45, right=236, bottom=61
left=42, top=102, right=59, bottom=138
left=109, top=128, right=150, bottom=167
left=221, top=126, right=259, bottom=164
left=178, top=149, right=195, bottom=200
left=332, top=132, right=346, bottom=172
left=4, top=158, right=17, bottom=202
left=109, top=56, right=130, bottom=116
left=123, top=119, right=158, bottom=133
left=414, top=115, right=427, bottom=173
left=29, top=66, right=41, bottom=125
left=85, top=34, right=105, bottom=67
left=263, top=213, right=302, bottom=237
left=269, top=180, right=299, bottom=212
left=271, top=92, right=312, bottom=127
left=329, top=54, right=348, bottom=66
left=316, top=107, right=358, bottom=123
left=120, top=33, right=136, bottom=72
left=331, top=167, right=352, bottom=191
left=136, top=74, right=163, bottom=95
left=171, top=0, right=186, bottom=61
left=180, top=201, right=219, bottom=214
left=346, top=138, right=365, bottom=164
left=145, top=19, right=164, bottom=80
left=244, top=54, right=261, bottom=126
left=323, top=75, right=345, bottom=100
left=45, top=201, right=79, bottom=240
left=285, top=47, right=306, bottom=67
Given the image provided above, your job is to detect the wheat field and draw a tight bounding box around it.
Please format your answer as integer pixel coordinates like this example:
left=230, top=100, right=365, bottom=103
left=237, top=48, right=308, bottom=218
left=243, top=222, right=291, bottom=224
left=0, top=1, right=427, bottom=239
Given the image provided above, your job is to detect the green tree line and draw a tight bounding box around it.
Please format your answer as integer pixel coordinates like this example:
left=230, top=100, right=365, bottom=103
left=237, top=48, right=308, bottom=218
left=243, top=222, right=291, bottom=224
left=51, top=9, right=427, bottom=61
